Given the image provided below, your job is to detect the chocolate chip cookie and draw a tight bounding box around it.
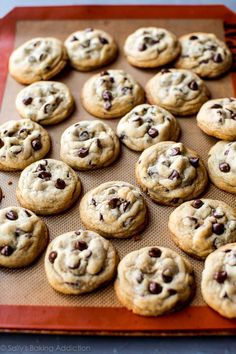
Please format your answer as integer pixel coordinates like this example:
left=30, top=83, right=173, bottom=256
left=197, top=98, right=236, bottom=140
left=135, top=141, right=208, bottom=206
left=81, top=69, right=145, bottom=119
left=0, top=206, right=48, bottom=268
left=208, top=141, right=236, bottom=194
left=0, top=119, right=50, bottom=171
left=45, top=229, right=119, bottom=294
left=201, top=243, right=236, bottom=318
left=114, top=246, right=195, bottom=316
left=124, top=27, right=180, bottom=68
left=117, top=104, right=180, bottom=152
left=16, top=81, right=74, bottom=125
left=65, top=28, right=118, bottom=71
left=175, top=32, right=232, bottom=78
left=169, top=199, right=236, bottom=260
left=79, top=181, right=147, bottom=238
left=16, top=159, right=81, bottom=215
left=9, top=37, right=68, bottom=84
left=145, top=68, right=210, bottom=116
left=60, top=120, right=120, bottom=170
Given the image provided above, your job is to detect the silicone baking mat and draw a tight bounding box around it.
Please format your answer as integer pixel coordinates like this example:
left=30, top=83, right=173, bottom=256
left=1, top=5, right=236, bottom=334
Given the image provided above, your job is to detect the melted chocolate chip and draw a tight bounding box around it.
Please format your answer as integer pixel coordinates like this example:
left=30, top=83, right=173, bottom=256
left=78, top=147, right=89, bottom=158
left=99, top=37, right=109, bottom=45
left=170, top=147, right=181, bottom=156
left=168, top=289, right=177, bottom=296
left=69, top=260, right=81, bottom=269
left=148, top=247, right=162, bottom=258
left=49, top=251, right=57, bottom=263
left=138, top=43, right=147, bottom=51
left=108, top=198, right=121, bottom=209
left=6, top=210, right=18, bottom=220
left=79, top=131, right=89, bottom=141
left=24, top=210, right=32, bottom=217
left=36, top=163, right=46, bottom=172
left=132, top=117, right=143, bottom=125
left=211, top=104, right=222, bottom=109
left=74, top=240, right=88, bottom=251
left=213, top=53, right=223, bottom=63
left=191, top=199, right=203, bottom=209
left=189, top=35, right=198, bottom=40
left=214, top=270, right=227, bottom=283
left=39, top=53, right=47, bottom=61
left=31, top=136, right=42, bottom=151
left=168, top=170, right=180, bottom=180
left=102, top=90, right=113, bottom=101
left=162, top=270, right=173, bottom=283
left=212, top=223, right=225, bottom=235
left=120, top=201, right=130, bottom=213
left=55, top=178, right=66, bottom=189
left=1, top=245, right=14, bottom=256
left=219, top=162, right=230, bottom=173
left=189, top=157, right=199, bottom=168
left=104, top=101, right=112, bottom=111
left=188, top=80, right=198, bottom=91
left=38, top=171, right=52, bottom=181
left=0, top=138, right=4, bottom=149
left=23, top=97, right=33, bottom=105
left=148, top=282, right=163, bottom=294
left=147, top=128, right=159, bottom=138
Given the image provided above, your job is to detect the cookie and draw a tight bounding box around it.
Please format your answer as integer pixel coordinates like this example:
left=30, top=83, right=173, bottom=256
left=79, top=181, right=147, bottom=239
left=0, top=119, right=50, bottom=171
left=197, top=98, right=236, bottom=141
left=114, top=246, right=195, bottom=316
left=168, top=199, right=236, bottom=260
left=64, top=28, right=118, bottom=71
left=16, top=81, right=74, bottom=125
left=175, top=32, right=232, bottom=78
left=145, top=68, right=210, bottom=116
left=81, top=69, right=145, bottom=119
left=124, top=27, right=180, bottom=68
left=135, top=141, right=208, bottom=206
left=9, top=37, right=68, bottom=84
left=117, top=104, right=180, bottom=152
left=16, top=159, right=81, bottom=215
left=0, top=206, right=48, bottom=268
left=60, top=120, right=120, bottom=170
left=201, top=243, right=236, bottom=318
left=208, top=141, right=236, bottom=194
left=44, top=229, right=119, bottom=295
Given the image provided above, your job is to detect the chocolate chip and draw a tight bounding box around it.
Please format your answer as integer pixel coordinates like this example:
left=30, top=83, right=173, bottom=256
left=108, top=198, right=121, bottom=209
left=23, top=97, right=33, bottom=105
left=170, top=147, right=181, bottom=156
left=147, top=128, right=159, bottom=138
left=231, top=114, right=236, bottom=121
left=1, top=245, right=14, bottom=256
left=71, top=35, right=78, bottom=41
left=168, top=170, right=180, bottom=180
left=219, top=162, right=230, bottom=173
left=91, top=198, right=97, bottom=206
left=109, top=77, right=114, bottom=83
left=148, top=282, right=163, bottom=294
left=38, top=171, right=51, bottom=180
left=121, top=87, right=132, bottom=94
left=132, top=117, right=143, bottom=125
left=104, top=101, right=112, bottom=110
left=120, top=201, right=130, bottom=213
left=189, top=35, right=198, bottom=40
left=0, top=138, right=4, bottom=149
left=74, top=240, right=88, bottom=251
left=39, top=53, right=47, bottom=61
left=162, top=270, right=173, bottom=283
left=43, top=104, right=52, bottom=114
left=14, top=228, right=23, bottom=237
left=138, top=43, right=147, bottom=51
left=212, top=223, right=225, bottom=235
left=224, top=149, right=230, bottom=156
left=188, top=80, right=198, bottom=91
left=168, top=289, right=177, bottom=296
left=161, top=68, right=170, bottom=74
left=6, top=210, right=18, bottom=220
left=136, top=273, right=144, bottom=283
left=200, top=59, right=209, bottom=64
left=31, top=136, right=42, bottom=151
left=102, top=90, right=113, bottom=101
left=55, top=178, right=66, bottom=189
left=189, top=157, right=199, bottom=168
left=69, top=260, right=81, bottom=270
left=24, top=210, right=32, bottom=217
left=148, top=247, right=162, bottom=258
left=99, top=213, right=104, bottom=221
left=213, top=210, right=224, bottom=219
left=78, top=147, right=89, bottom=158
left=211, top=104, right=222, bottom=109
left=100, top=70, right=109, bottom=76
left=191, top=199, right=203, bottom=209
left=214, top=270, right=227, bottom=283
left=81, top=39, right=90, bottom=48
left=36, top=163, right=46, bottom=172
left=99, top=37, right=109, bottom=45
left=79, top=131, right=89, bottom=141
left=213, top=53, right=223, bottom=63
left=49, top=251, right=57, bottom=263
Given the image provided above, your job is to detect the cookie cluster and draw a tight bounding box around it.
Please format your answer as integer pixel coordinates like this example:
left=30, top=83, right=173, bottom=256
left=1, top=26, right=236, bottom=319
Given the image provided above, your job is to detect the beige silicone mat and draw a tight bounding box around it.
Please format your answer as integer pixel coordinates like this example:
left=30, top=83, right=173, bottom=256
left=0, top=18, right=235, bottom=307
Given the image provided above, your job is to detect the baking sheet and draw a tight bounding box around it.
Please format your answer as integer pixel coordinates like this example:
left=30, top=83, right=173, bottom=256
left=0, top=18, right=234, bottom=310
